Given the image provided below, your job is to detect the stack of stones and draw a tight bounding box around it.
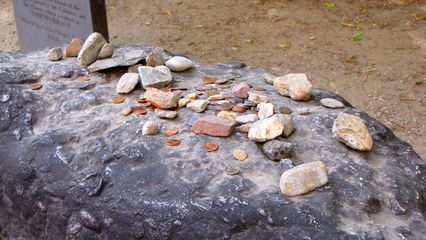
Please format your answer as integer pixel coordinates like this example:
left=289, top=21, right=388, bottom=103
left=47, top=33, right=115, bottom=65
left=56, top=32, right=375, bottom=198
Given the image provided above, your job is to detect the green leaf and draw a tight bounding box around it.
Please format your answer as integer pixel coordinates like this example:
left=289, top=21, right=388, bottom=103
left=279, top=43, right=291, bottom=49
left=353, top=31, right=363, bottom=42
left=325, top=2, right=335, bottom=10
left=415, top=80, right=423, bottom=85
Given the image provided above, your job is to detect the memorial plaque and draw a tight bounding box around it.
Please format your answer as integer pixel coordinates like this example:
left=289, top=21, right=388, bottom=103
left=13, top=0, right=109, bottom=51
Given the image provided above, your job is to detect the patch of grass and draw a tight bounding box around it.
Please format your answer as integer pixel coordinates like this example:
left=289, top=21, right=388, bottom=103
left=325, top=2, right=335, bottom=10
left=246, top=39, right=255, bottom=44
left=415, top=80, right=423, bottom=86
left=353, top=31, right=364, bottom=42
left=279, top=43, right=291, bottom=49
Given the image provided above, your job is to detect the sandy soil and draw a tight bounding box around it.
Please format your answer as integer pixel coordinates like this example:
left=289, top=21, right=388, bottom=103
left=0, top=0, right=425, bottom=159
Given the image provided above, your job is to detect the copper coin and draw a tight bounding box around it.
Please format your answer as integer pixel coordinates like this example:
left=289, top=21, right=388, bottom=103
left=112, top=95, right=125, bottom=104
left=30, top=83, right=43, bottom=90
left=203, top=76, right=217, bottom=84
left=279, top=106, right=293, bottom=114
left=221, top=102, right=234, bottom=111
left=204, top=142, right=218, bottom=152
left=165, top=128, right=179, bottom=137
left=132, top=106, right=147, bottom=115
left=166, top=139, right=181, bottom=146
left=195, top=86, right=212, bottom=91
left=233, top=149, right=247, bottom=161
left=232, top=104, right=247, bottom=113
left=217, top=84, right=231, bottom=89
left=206, top=89, right=218, bottom=97
left=136, top=97, right=146, bottom=103
left=215, top=78, right=229, bottom=84
left=143, top=102, right=152, bottom=107
left=225, top=167, right=240, bottom=176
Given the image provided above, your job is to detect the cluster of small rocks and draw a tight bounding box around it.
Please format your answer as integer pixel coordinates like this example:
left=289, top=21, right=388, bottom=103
left=47, top=32, right=114, bottom=65
left=59, top=33, right=374, bottom=198
left=3, top=41, right=424, bottom=239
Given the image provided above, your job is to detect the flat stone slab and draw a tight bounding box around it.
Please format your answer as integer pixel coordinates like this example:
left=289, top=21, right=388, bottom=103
left=87, top=48, right=150, bottom=72
left=0, top=46, right=425, bottom=240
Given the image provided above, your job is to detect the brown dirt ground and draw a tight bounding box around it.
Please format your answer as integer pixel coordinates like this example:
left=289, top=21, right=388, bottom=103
left=0, top=0, right=425, bottom=159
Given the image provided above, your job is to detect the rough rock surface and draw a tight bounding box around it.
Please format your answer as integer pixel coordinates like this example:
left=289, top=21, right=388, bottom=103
left=0, top=46, right=425, bottom=240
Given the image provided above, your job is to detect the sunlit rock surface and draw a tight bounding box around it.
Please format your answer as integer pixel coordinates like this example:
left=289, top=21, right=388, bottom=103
left=0, top=46, right=425, bottom=239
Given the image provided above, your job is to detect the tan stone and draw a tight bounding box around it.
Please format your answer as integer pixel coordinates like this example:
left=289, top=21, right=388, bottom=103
left=263, top=73, right=277, bottom=85
left=97, top=43, right=114, bottom=59
left=187, top=93, right=197, bottom=100
left=144, top=88, right=180, bottom=109
left=274, top=73, right=312, bottom=101
left=248, top=92, right=268, bottom=104
left=187, top=100, right=208, bottom=113
left=217, top=111, right=237, bottom=121
left=332, top=113, right=373, bottom=151
left=47, top=47, right=63, bottom=61
left=178, top=98, right=191, bottom=108
left=78, top=32, right=107, bottom=65
left=155, top=109, right=178, bottom=119
left=280, top=161, right=328, bottom=197
left=116, top=73, right=139, bottom=94
left=64, top=38, right=82, bottom=57
left=248, top=115, right=285, bottom=142
left=257, top=102, right=274, bottom=120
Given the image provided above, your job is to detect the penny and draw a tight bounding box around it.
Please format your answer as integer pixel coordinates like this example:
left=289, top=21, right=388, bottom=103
left=136, top=97, right=146, bottom=103
left=225, top=167, right=240, bottom=176
left=30, top=83, right=43, bottom=90
left=204, top=142, right=218, bottom=152
left=215, top=78, right=229, bottom=84
left=221, top=102, right=234, bottom=111
left=166, top=139, right=181, bottom=146
left=206, top=89, right=218, bottom=97
left=203, top=76, right=217, bottom=84
left=112, top=95, right=125, bottom=104
left=132, top=106, right=147, bottom=115
left=233, top=149, right=247, bottom=161
left=232, top=104, right=247, bottom=113
left=279, top=106, right=293, bottom=114
left=165, top=128, right=179, bottom=137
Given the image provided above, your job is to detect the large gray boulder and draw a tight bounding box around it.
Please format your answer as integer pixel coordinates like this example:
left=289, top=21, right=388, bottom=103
left=0, top=46, right=424, bottom=240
